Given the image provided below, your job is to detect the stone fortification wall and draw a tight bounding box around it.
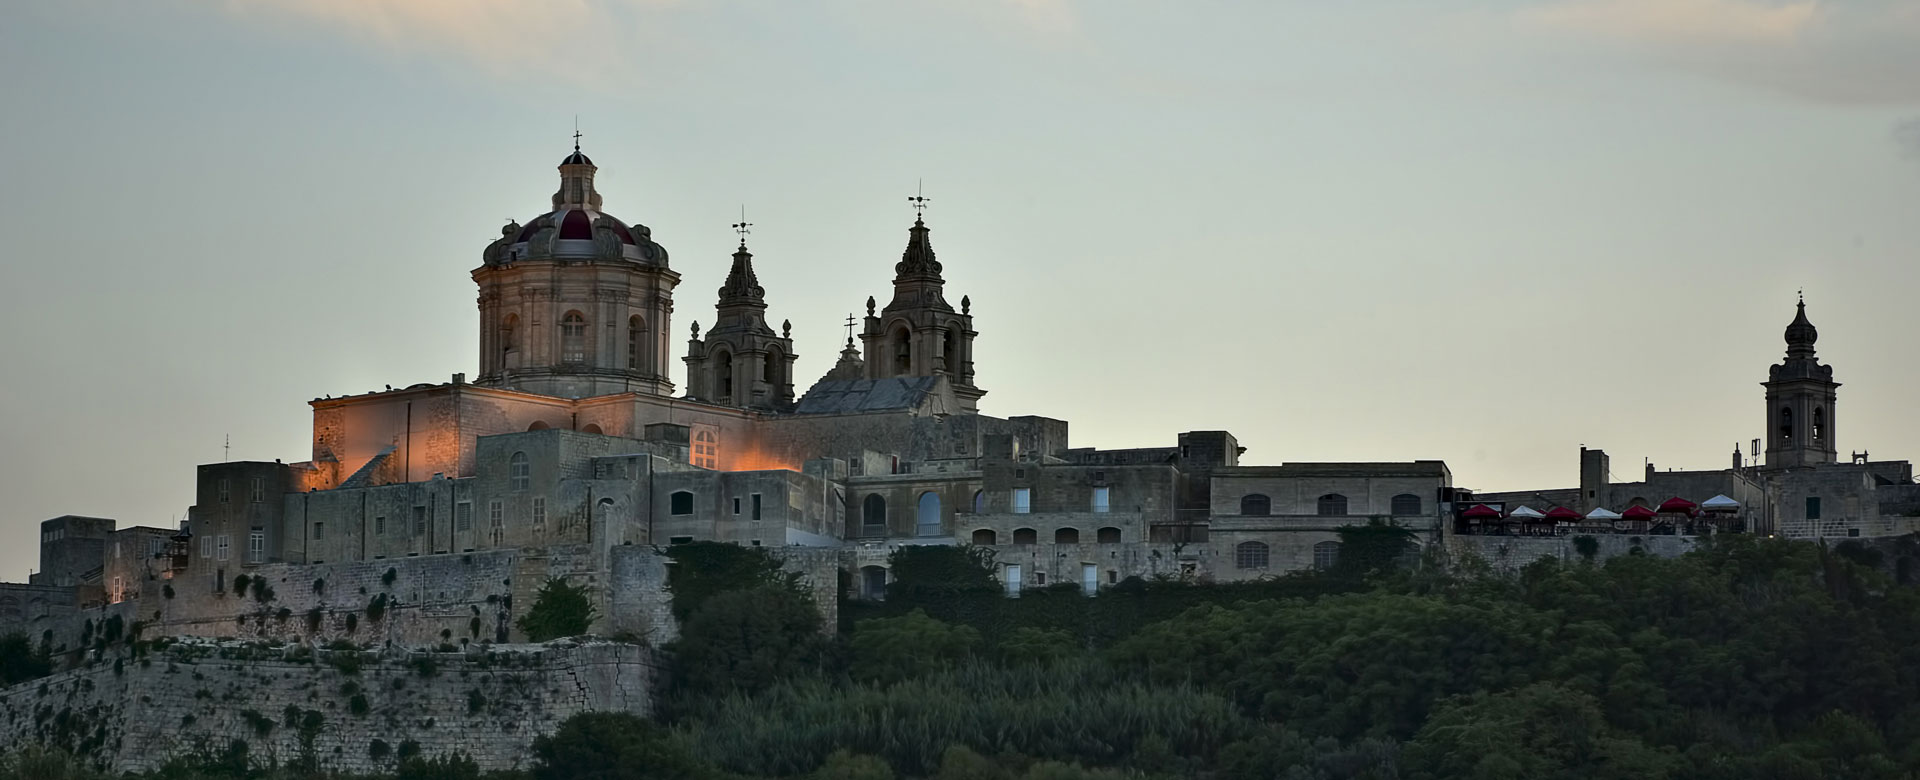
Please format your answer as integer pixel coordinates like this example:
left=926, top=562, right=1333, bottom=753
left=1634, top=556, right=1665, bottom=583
left=0, top=639, right=654, bottom=776
left=1447, top=533, right=1699, bottom=571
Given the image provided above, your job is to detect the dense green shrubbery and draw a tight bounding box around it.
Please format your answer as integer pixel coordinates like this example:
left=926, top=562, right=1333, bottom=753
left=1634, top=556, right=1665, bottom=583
left=515, top=578, right=597, bottom=642
left=18, top=533, right=1920, bottom=780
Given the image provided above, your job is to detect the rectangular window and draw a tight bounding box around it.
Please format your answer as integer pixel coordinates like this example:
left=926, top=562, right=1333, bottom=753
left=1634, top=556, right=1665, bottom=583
left=216, top=534, right=230, bottom=562
left=374, top=515, right=386, bottom=536
left=489, top=500, right=505, bottom=545
left=1035, top=571, right=1047, bottom=585
left=247, top=532, right=264, bottom=564
left=217, top=479, right=230, bottom=504
left=733, top=497, right=741, bottom=516
left=1004, top=564, right=1023, bottom=597
left=201, top=534, right=213, bottom=559
left=1091, top=487, right=1110, bottom=514
left=1012, top=488, right=1032, bottom=514
left=670, top=492, right=694, bottom=515
left=313, top=522, right=324, bottom=541
left=532, top=497, right=547, bottom=530
left=413, top=506, right=427, bottom=536
left=1082, top=563, right=1098, bottom=596
left=752, top=494, right=762, bottom=521
left=1806, top=496, right=1822, bottom=520
left=250, top=477, right=264, bottom=503
left=456, top=501, right=473, bottom=532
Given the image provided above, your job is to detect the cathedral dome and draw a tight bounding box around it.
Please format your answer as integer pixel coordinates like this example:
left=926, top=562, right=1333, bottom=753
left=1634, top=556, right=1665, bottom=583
left=493, top=208, right=666, bottom=264
left=562, top=150, right=593, bottom=166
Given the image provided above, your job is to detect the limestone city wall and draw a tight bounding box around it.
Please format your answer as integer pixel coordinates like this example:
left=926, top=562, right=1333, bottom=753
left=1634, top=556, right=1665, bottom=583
left=0, top=638, right=654, bottom=776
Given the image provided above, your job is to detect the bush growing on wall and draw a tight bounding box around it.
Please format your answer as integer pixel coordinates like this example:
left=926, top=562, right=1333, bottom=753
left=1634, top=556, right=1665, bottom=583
left=517, top=578, right=598, bottom=642
left=664, top=541, right=801, bottom=621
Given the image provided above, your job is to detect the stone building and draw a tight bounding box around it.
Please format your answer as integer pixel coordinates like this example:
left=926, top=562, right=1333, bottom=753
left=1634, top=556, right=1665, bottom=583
left=0, top=144, right=1458, bottom=636
left=1469, top=297, right=1919, bottom=541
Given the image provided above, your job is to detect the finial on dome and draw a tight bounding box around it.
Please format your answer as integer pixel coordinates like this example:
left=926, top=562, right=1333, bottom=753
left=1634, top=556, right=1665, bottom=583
left=961, top=295, right=971, bottom=315
left=733, top=205, right=752, bottom=249
left=909, top=180, right=931, bottom=220
left=1784, top=293, right=1818, bottom=357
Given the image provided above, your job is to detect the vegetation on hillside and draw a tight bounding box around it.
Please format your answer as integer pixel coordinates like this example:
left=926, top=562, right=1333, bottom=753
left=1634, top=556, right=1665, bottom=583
left=11, top=533, right=1920, bottom=779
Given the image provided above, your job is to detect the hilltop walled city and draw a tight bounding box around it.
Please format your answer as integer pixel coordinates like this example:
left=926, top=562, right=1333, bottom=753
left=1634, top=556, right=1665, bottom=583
left=4, top=145, right=1918, bottom=773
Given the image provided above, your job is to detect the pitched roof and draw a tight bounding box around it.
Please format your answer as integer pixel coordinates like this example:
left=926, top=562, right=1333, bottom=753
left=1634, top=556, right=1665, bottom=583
left=792, top=377, right=942, bottom=415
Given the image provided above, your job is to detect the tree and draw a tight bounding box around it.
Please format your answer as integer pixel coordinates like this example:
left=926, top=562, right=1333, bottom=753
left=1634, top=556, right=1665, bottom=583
left=0, top=633, right=51, bottom=686
left=665, top=541, right=802, bottom=621
left=813, top=750, right=896, bottom=780
left=1333, top=519, right=1419, bottom=579
left=887, top=545, right=998, bottom=600
left=671, top=584, right=823, bottom=695
left=517, top=577, right=597, bottom=642
left=531, top=711, right=716, bottom=780
left=850, top=609, right=982, bottom=684
left=1403, top=683, right=1676, bottom=780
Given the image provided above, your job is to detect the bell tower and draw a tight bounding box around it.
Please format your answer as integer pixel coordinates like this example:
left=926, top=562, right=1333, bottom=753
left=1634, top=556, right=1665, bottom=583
left=1763, top=296, right=1839, bottom=469
left=683, top=221, right=797, bottom=411
left=860, top=199, right=985, bottom=412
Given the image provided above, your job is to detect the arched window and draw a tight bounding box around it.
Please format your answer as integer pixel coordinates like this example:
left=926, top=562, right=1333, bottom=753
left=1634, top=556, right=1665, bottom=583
left=1097, top=526, right=1122, bottom=544
left=972, top=529, right=997, bottom=545
left=890, top=326, right=912, bottom=376
left=1240, top=494, right=1271, bottom=516
left=1235, top=541, right=1270, bottom=570
left=971, top=490, right=984, bottom=514
left=1054, top=527, right=1080, bottom=544
left=916, top=492, right=942, bottom=537
left=862, top=494, right=888, bottom=532
left=1312, top=541, right=1341, bottom=570
left=1628, top=496, right=1650, bottom=509
left=1391, top=494, right=1422, bottom=515
left=501, top=314, right=520, bottom=356
left=715, top=350, right=734, bottom=397
left=560, top=311, right=587, bottom=363
left=527, top=421, right=550, bottom=431
left=627, top=316, right=647, bottom=371
left=1780, top=407, right=1793, bottom=442
left=596, top=497, right=615, bottom=534
left=860, top=566, right=888, bottom=600
left=1813, top=406, right=1825, bottom=443
left=580, top=423, right=603, bottom=435
left=764, top=348, right=781, bottom=385
left=509, top=452, right=530, bottom=491
left=669, top=491, right=694, bottom=515
left=1316, top=494, right=1347, bottom=516
left=1013, top=527, right=1037, bottom=545
left=943, top=328, right=960, bottom=375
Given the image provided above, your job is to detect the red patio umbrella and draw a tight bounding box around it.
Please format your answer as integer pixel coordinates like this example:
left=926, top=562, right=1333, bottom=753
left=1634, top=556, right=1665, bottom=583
left=1622, top=505, right=1658, bottom=520
left=1461, top=504, right=1503, bottom=520
left=1657, top=497, right=1698, bottom=514
left=1544, top=506, right=1582, bottom=521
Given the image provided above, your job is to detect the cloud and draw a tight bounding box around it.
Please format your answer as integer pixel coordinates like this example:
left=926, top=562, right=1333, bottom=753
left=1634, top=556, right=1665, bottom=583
left=211, top=0, right=682, bottom=85
left=1897, top=118, right=1920, bottom=160
left=1517, top=0, right=1920, bottom=105
left=1522, top=0, right=1817, bottom=44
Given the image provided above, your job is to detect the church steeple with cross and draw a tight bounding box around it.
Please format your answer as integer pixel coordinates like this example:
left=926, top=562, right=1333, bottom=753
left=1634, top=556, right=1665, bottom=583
left=860, top=186, right=985, bottom=411
left=684, top=207, right=798, bottom=410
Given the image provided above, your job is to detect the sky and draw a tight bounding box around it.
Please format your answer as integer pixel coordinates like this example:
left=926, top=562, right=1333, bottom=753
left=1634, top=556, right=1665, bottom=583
left=2, top=0, right=1918, bottom=579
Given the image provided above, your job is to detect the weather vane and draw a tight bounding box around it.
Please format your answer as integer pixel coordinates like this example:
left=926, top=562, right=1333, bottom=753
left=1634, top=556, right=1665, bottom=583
left=909, top=179, right=931, bottom=219
left=573, top=116, right=582, bottom=152
left=732, top=205, right=752, bottom=245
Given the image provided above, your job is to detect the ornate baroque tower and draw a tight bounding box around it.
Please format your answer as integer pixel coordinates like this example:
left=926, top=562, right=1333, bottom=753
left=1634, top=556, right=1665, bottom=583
left=861, top=213, right=985, bottom=412
left=1763, top=297, right=1839, bottom=469
left=473, top=144, right=679, bottom=399
left=683, top=236, right=798, bottom=410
